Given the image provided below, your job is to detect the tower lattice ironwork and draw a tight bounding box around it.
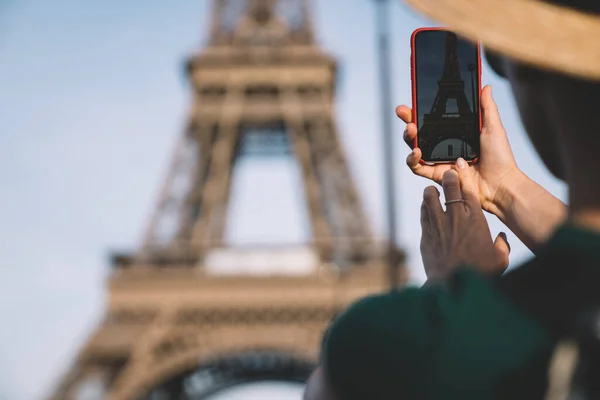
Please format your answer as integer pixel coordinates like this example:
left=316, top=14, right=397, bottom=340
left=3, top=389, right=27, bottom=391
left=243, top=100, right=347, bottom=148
left=48, top=1, right=405, bottom=399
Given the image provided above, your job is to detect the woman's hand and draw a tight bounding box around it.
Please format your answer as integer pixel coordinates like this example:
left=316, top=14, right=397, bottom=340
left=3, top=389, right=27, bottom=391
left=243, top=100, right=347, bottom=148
left=397, top=85, right=521, bottom=217
left=400, top=85, right=566, bottom=252
left=421, top=158, right=510, bottom=281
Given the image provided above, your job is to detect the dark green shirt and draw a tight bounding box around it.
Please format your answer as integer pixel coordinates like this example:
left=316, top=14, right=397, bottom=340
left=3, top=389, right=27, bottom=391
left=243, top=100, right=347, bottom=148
left=322, top=225, right=600, bottom=399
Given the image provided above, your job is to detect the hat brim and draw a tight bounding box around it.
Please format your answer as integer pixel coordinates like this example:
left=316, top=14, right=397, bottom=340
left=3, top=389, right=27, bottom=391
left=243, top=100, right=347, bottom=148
left=404, top=0, right=600, bottom=80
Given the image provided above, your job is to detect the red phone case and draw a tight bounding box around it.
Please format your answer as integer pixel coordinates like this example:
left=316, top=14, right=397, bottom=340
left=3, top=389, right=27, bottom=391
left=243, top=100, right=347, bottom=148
left=410, top=27, right=482, bottom=165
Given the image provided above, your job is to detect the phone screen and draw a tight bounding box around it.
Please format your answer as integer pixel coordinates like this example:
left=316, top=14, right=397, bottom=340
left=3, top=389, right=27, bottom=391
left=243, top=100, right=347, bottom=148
left=413, top=29, right=481, bottom=163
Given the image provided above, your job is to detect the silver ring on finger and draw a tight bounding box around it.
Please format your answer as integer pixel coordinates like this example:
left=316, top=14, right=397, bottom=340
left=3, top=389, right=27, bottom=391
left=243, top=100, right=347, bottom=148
left=444, top=199, right=465, bottom=206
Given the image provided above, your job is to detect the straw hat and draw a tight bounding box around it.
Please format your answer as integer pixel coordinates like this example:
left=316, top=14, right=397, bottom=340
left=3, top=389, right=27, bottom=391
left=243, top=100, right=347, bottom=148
left=403, top=0, right=600, bottom=81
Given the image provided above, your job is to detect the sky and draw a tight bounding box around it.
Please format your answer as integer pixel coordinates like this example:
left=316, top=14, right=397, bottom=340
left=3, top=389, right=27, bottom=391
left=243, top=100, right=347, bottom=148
left=0, top=1, right=566, bottom=399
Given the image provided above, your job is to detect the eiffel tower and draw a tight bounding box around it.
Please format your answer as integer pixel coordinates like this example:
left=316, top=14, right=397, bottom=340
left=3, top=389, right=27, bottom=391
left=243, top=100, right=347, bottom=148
left=48, top=1, right=405, bottom=399
left=419, top=31, right=479, bottom=161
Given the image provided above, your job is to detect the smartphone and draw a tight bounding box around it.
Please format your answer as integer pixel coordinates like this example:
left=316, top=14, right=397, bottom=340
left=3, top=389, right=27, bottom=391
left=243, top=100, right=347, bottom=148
left=410, top=28, right=482, bottom=164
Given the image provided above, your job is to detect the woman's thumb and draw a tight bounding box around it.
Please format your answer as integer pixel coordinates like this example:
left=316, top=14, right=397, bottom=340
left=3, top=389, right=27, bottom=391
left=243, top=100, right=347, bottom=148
left=481, top=85, right=502, bottom=130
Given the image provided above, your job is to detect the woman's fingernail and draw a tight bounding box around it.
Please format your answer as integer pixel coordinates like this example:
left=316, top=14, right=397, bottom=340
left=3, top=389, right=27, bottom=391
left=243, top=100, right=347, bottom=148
left=501, top=232, right=511, bottom=252
left=456, top=157, right=467, bottom=169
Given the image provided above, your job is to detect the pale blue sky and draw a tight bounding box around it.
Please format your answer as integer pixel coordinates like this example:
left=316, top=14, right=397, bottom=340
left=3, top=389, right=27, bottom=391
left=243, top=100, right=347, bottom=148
left=0, top=1, right=566, bottom=399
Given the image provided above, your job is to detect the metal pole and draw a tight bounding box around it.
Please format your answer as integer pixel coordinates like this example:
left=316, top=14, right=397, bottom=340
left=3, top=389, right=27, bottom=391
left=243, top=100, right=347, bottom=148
left=374, top=0, right=399, bottom=290
left=469, top=65, right=476, bottom=113
left=469, top=64, right=477, bottom=156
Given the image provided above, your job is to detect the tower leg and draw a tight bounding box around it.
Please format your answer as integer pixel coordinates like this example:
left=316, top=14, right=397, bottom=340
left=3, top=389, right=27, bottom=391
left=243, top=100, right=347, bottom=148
left=282, top=91, right=333, bottom=261
left=191, top=86, right=243, bottom=251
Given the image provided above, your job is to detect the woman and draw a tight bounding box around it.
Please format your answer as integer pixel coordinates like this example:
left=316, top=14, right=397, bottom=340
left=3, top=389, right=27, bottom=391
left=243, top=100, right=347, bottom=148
left=306, top=0, right=600, bottom=399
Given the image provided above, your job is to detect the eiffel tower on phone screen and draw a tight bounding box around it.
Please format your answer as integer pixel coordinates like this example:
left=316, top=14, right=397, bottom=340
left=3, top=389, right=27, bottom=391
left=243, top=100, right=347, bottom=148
left=419, top=31, right=479, bottom=161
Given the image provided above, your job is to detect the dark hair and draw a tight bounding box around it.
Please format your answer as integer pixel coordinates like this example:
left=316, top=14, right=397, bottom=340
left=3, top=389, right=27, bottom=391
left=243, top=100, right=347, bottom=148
left=544, top=0, right=600, bottom=15
left=483, top=48, right=506, bottom=78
